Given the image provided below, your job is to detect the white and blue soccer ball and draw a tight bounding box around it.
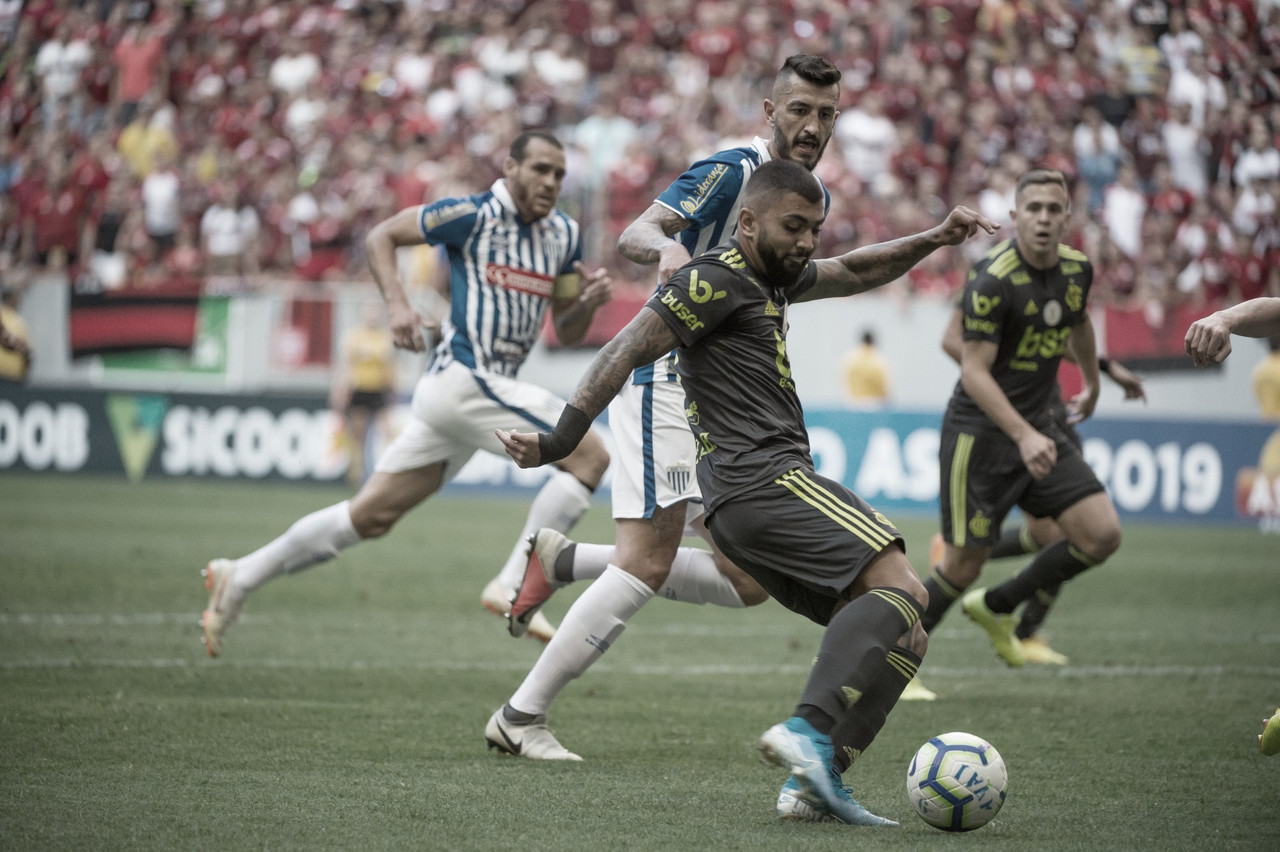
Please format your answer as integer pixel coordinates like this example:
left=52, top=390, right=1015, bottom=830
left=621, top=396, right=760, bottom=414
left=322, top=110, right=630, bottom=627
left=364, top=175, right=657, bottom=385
left=906, top=731, right=1007, bottom=832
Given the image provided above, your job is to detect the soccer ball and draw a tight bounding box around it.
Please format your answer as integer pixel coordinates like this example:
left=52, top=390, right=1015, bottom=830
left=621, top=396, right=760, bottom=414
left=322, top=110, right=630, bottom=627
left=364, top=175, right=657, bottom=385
left=906, top=731, right=1007, bottom=832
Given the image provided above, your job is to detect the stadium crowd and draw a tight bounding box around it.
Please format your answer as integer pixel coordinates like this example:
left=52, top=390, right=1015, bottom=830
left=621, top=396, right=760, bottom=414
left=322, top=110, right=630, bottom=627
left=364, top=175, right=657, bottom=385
left=1, top=0, right=1278, bottom=319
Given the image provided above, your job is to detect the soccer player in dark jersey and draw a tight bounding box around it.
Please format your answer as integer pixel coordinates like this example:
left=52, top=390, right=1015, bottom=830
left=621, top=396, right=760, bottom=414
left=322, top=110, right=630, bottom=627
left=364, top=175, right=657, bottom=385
left=919, top=303, right=1146, bottom=678
left=497, top=159, right=997, bottom=825
left=925, top=168, right=1123, bottom=669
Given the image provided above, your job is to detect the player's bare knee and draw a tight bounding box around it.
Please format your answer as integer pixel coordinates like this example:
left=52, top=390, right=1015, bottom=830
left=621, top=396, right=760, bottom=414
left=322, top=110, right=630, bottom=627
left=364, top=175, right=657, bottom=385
left=1081, top=523, right=1122, bottom=563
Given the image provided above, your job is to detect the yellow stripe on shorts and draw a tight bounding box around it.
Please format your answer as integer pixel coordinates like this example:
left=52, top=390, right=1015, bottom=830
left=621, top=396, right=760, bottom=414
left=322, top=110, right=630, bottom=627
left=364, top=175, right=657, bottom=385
left=775, top=469, right=893, bottom=549
left=950, top=433, right=975, bottom=547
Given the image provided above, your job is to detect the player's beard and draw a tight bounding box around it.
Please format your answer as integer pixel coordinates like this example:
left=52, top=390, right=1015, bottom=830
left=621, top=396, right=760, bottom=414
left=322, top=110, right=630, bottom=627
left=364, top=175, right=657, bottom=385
left=756, top=240, right=811, bottom=286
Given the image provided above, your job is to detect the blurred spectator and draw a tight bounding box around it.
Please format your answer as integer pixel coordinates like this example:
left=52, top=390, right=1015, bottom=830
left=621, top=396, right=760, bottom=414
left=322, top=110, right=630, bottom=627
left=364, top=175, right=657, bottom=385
left=574, top=83, right=638, bottom=190
left=834, top=89, right=897, bottom=196
left=110, top=20, right=166, bottom=128
left=1233, top=117, right=1280, bottom=188
left=1162, top=99, right=1209, bottom=198
left=200, top=181, right=260, bottom=279
left=81, top=174, right=137, bottom=290
left=268, top=35, right=320, bottom=98
left=140, top=147, right=181, bottom=260
left=1167, top=50, right=1226, bottom=130
left=1158, top=7, right=1204, bottom=76
left=1102, top=160, right=1147, bottom=258
left=1073, top=104, right=1122, bottom=214
left=21, top=154, right=86, bottom=269
left=34, top=17, right=91, bottom=128
left=1255, top=336, right=1280, bottom=419
left=841, top=329, right=889, bottom=407
left=1116, top=18, right=1167, bottom=99
left=0, top=275, right=30, bottom=383
left=116, top=96, right=178, bottom=178
left=332, top=300, right=395, bottom=487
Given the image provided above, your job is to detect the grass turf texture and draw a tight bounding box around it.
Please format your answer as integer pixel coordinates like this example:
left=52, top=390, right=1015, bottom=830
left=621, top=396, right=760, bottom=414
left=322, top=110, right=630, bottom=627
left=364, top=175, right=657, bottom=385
left=2, top=473, right=1278, bottom=851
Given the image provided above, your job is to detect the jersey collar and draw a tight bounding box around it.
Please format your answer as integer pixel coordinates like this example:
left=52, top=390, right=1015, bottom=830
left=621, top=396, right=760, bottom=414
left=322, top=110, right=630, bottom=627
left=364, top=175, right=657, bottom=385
left=752, top=136, right=772, bottom=163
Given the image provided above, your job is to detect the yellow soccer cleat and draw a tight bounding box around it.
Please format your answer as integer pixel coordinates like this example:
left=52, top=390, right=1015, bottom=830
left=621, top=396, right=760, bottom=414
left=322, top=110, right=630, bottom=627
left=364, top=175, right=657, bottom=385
left=1019, top=634, right=1069, bottom=666
left=900, top=676, right=938, bottom=702
left=1260, top=708, right=1280, bottom=757
left=961, top=588, right=1024, bottom=667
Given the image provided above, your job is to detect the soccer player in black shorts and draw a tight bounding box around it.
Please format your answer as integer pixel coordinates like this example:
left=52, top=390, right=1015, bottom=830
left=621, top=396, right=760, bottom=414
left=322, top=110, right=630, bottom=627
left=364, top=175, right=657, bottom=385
left=920, top=302, right=1146, bottom=676
left=497, top=159, right=997, bottom=825
left=925, top=168, right=1123, bottom=668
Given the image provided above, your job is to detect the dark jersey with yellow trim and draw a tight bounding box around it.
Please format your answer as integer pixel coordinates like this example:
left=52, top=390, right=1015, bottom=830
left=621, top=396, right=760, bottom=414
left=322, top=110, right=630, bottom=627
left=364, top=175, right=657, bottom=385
left=644, top=239, right=819, bottom=513
left=947, top=238, right=1093, bottom=428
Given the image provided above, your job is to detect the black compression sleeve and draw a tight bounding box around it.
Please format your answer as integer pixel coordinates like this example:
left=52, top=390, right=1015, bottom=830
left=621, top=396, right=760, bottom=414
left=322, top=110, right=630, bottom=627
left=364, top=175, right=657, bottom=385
left=537, top=404, right=592, bottom=464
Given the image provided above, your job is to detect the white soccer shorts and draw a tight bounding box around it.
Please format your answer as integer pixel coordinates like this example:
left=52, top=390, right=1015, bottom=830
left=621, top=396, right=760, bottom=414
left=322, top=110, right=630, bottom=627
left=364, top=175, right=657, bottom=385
left=376, top=361, right=569, bottom=480
left=608, top=379, right=704, bottom=522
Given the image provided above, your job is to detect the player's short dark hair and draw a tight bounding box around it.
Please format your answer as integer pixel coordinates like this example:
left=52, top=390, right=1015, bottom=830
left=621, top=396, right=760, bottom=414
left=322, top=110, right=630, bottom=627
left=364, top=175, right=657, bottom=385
left=777, top=54, right=842, bottom=90
left=744, top=159, right=824, bottom=209
left=509, top=130, right=563, bottom=162
left=1015, top=169, right=1070, bottom=201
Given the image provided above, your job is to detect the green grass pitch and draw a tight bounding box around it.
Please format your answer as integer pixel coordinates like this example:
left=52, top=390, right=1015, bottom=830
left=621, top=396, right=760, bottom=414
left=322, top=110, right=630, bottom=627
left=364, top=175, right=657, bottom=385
left=2, top=473, right=1278, bottom=850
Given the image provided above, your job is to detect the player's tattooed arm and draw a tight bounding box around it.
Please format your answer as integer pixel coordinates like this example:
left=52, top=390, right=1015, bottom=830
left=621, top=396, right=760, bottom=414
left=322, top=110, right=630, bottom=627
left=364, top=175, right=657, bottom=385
left=618, top=204, right=694, bottom=283
left=497, top=308, right=681, bottom=468
left=801, top=206, right=997, bottom=301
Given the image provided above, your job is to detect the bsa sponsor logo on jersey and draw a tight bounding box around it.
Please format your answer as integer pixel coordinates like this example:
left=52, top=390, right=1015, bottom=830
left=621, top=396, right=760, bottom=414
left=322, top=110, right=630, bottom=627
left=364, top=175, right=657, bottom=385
left=678, top=164, right=730, bottom=216
left=487, top=265, right=554, bottom=298
left=422, top=200, right=476, bottom=232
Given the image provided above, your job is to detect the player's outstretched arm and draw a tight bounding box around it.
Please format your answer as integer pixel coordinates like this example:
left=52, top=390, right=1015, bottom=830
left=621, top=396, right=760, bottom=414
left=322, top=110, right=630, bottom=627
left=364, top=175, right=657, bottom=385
left=617, top=203, right=694, bottom=283
left=802, top=206, right=998, bottom=301
left=1185, top=297, right=1280, bottom=366
left=497, top=307, right=681, bottom=468
left=365, top=206, right=434, bottom=352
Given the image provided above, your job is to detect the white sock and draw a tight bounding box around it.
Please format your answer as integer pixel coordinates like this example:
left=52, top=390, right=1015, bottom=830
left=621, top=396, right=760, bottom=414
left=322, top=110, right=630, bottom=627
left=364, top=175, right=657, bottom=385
left=494, top=471, right=593, bottom=588
left=655, top=548, right=746, bottom=607
left=233, top=501, right=361, bottom=592
left=566, top=542, right=613, bottom=583
left=508, top=565, right=654, bottom=716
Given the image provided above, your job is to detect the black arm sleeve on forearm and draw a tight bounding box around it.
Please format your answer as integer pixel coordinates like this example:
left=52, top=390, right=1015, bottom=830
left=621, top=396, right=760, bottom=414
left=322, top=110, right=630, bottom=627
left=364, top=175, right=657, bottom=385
left=537, top=404, right=592, bottom=464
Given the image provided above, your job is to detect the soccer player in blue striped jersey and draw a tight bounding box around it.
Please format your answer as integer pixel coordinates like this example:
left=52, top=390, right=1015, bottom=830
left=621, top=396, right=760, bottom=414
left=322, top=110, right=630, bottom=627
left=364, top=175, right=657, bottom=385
left=487, top=55, right=842, bottom=766
left=201, top=131, right=613, bottom=657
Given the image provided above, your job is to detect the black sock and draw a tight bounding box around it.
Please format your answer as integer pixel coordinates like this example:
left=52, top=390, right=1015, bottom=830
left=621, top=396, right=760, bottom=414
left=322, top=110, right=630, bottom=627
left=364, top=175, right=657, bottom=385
left=795, top=587, right=923, bottom=735
left=1015, top=583, right=1062, bottom=639
left=829, top=645, right=922, bottom=773
left=551, top=543, right=577, bottom=583
left=921, top=568, right=963, bottom=633
left=989, top=525, right=1037, bottom=560
left=985, top=541, right=1096, bottom=614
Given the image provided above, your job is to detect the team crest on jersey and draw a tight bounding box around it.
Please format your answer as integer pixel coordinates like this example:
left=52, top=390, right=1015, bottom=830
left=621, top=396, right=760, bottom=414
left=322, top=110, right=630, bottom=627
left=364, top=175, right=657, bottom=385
left=665, top=462, right=693, bottom=495
left=1065, top=282, right=1083, bottom=311
left=1043, top=300, right=1063, bottom=326
left=486, top=264, right=554, bottom=298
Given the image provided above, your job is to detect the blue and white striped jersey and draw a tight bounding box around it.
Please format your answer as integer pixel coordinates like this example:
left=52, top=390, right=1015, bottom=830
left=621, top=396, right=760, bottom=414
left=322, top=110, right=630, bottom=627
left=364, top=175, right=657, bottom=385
left=418, top=179, right=582, bottom=378
left=636, top=137, right=830, bottom=384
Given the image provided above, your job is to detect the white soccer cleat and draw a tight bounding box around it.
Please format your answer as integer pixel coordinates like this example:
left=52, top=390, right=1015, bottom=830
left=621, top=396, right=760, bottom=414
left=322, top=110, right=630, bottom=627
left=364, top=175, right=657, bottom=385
left=481, top=578, right=556, bottom=642
left=484, top=707, right=583, bottom=761
left=201, top=559, right=245, bottom=658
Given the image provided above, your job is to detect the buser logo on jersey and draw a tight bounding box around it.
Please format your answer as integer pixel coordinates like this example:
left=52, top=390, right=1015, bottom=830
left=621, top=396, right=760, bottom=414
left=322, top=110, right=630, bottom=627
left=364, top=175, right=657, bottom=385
left=659, top=289, right=705, bottom=332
